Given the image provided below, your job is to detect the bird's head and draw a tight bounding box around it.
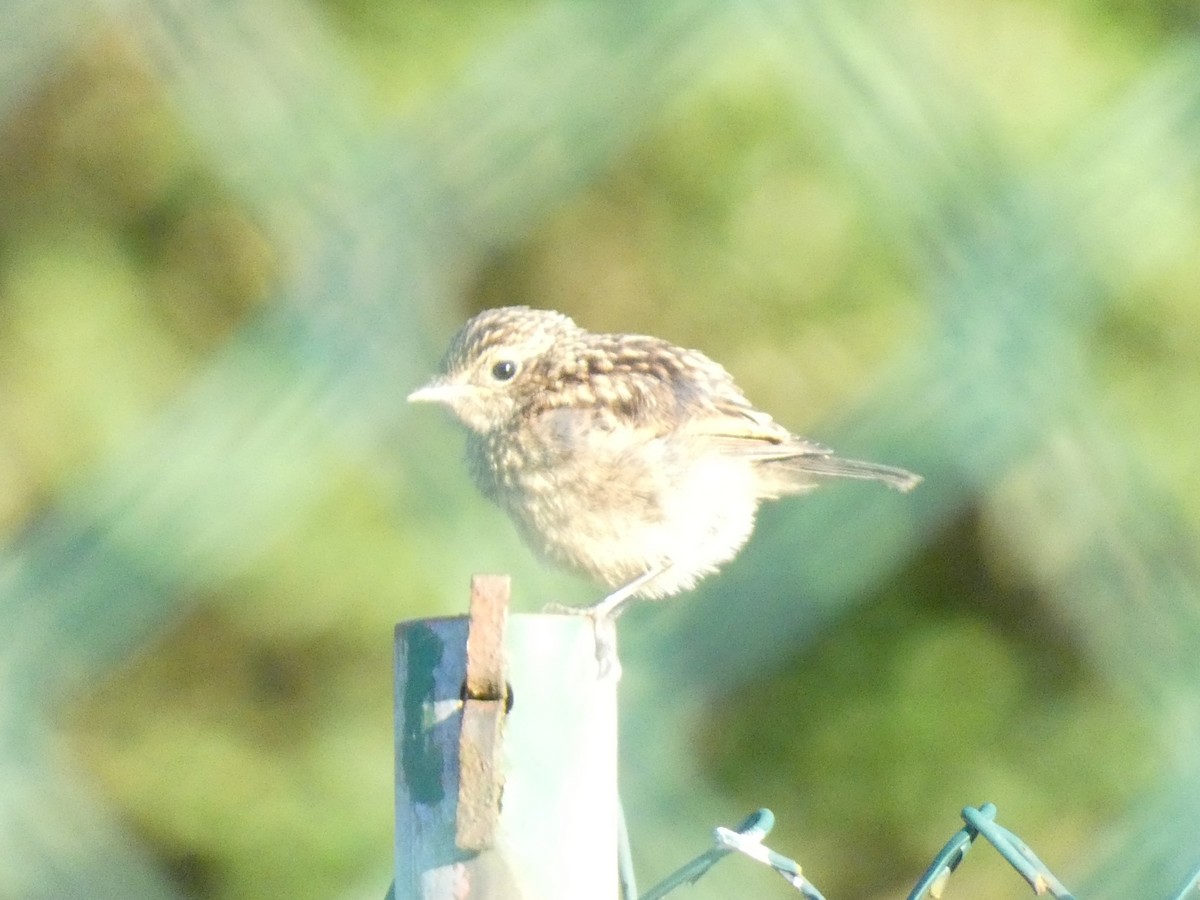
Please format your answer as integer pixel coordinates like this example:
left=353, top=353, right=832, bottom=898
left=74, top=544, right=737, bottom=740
left=408, top=306, right=579, bottom=433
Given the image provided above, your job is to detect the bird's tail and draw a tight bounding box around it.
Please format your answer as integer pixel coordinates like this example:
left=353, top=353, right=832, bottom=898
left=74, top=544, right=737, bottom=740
left=763, top=453, right=922, bottom=494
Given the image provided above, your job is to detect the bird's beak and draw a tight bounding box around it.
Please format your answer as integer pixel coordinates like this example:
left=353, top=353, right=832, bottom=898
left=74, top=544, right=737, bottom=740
left=407, top=377, right=469, bottom=406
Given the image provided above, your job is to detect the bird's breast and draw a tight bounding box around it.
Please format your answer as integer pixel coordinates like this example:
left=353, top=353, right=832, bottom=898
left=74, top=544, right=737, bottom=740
left=464, top=416, right=762, bottom=592
left=469, top=414, right=663, bottom=522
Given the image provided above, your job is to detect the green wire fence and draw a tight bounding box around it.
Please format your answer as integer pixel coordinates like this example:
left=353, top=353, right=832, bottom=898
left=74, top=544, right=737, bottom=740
left=2, top=1, right=1199, bottom=898
left=642, top=804, right=1200, bottom=900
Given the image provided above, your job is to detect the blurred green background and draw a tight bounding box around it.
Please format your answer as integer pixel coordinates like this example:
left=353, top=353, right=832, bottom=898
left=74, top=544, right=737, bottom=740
left=2, top=1, right=1199, bottom=898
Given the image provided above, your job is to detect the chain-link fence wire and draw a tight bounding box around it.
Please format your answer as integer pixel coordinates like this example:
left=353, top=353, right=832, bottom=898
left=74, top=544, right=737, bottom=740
left=1, top=1, right=1199, bottom=898
left=641, top=804, right=1200, bottom=900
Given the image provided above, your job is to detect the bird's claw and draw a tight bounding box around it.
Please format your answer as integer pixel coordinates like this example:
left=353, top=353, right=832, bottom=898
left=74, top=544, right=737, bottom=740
left=543, top=601, right=622, bottom=680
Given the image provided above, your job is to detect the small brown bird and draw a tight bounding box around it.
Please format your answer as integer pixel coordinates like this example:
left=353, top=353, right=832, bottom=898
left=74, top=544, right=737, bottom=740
left=409, top=306, right=920, bottom=619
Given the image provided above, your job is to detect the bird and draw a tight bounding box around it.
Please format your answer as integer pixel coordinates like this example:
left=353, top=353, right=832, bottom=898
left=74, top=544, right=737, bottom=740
left=408, top=305, right=921, bottom=624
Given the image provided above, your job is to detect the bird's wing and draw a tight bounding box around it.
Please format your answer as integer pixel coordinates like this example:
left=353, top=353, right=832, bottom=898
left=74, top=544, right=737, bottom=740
left=550, top=335, right=827, bottom=458
left=596, top=347, right=834, bottom=456
left=684, top=405, right=834, bottom=459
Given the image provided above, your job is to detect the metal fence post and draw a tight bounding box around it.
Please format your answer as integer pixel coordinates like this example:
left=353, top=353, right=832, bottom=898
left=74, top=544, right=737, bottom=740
left=393, top=574, right=618, bottom=899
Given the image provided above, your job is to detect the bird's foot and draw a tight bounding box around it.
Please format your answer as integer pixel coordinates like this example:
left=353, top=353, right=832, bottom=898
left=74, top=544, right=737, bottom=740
left=543, top=565, right=670, bottom=680
left=543, top=600, right=622, bottom=681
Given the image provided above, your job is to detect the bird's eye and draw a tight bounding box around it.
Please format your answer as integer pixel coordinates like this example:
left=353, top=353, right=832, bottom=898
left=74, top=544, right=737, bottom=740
left=491, top=360, right=518, bottom=382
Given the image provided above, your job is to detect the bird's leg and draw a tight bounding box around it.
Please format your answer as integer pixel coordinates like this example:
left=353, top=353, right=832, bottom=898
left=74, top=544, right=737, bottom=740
left=545, top=562, right=669, bottom=619
left=545, top=562, right=672, bottom=680
left=589, top=562, right=670, bottom=619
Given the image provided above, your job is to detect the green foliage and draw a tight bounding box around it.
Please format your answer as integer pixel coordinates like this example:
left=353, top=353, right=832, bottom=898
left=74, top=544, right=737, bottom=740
left=1, top=1, right=1199, bottom=898
left=702, top=515, right=1158, bottom=897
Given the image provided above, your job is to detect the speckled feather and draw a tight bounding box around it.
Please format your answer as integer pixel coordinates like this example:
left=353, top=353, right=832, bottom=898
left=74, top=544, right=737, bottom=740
left=410, top=306, right=920, bottom=599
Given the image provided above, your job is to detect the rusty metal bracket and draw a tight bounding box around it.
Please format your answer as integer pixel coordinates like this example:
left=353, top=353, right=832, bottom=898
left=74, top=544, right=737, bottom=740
left=456, top=574, right=511, bottom=851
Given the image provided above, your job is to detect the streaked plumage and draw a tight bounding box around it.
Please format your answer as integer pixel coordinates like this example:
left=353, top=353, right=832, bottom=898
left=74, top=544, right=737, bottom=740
left=409, top=306, right=920, bottom=603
